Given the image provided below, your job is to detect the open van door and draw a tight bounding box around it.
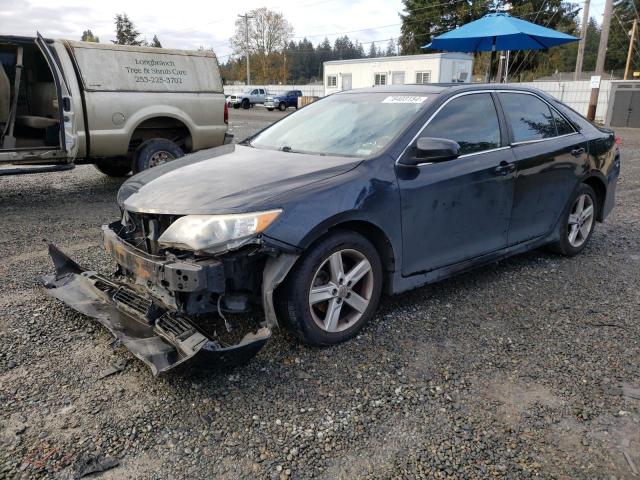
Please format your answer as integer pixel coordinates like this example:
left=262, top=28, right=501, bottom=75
left=36, top=33, right=78, bottom=160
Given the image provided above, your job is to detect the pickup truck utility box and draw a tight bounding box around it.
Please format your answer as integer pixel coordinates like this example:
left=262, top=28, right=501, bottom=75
left=0, top=35, right=230, bottom=176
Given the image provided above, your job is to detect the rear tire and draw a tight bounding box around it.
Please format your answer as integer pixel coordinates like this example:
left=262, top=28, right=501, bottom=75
left=548, top=183, right=597, bottom=256
left=94, top=158, right=131, bottom=177
left=134, top=138, right=184, bottom=173
left=279, top=230, right=383, bottom=346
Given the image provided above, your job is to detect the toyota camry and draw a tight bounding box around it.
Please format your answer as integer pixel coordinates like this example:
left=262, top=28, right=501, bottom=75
left=44, top=84, right=620, bottom=375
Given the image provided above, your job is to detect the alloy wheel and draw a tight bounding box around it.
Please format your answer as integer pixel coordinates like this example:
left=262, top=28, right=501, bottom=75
left=568, top=193, right=594, bottom=248
left=308, top=249, right=374, bottom=333
left=148, top=150, right=175, bottom=168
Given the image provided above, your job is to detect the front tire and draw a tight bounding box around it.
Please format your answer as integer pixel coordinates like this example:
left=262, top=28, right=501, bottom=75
left=548, top=183, right=597, bottom=256
left=94, top=158, right=131, bottom=177
left=279, top=231, right=383, bottom=346
left=242, top=99, right=250, bottom=109
left=134, top=138, right=184, bottom=173
left=278, top=102, right=287, bottom=111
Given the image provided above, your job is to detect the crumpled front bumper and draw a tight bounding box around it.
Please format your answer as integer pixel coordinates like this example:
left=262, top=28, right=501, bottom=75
left=41, top=245, right=271, bottom=375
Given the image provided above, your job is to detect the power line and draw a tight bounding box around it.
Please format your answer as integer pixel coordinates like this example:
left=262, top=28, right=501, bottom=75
left=292, top=23, right=401, bottom=40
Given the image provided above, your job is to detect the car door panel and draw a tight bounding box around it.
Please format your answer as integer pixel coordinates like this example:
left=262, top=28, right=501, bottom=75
left=396, top=92, right=514, bottom=276
left=398, top=148, right=516, bottom=275
left=508, top=134, right=587, bottom=245
left=497, top=92, right=587, bottom=245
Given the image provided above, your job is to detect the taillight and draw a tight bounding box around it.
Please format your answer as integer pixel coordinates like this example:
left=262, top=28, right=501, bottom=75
left=224, top=102, right=228, bottom=124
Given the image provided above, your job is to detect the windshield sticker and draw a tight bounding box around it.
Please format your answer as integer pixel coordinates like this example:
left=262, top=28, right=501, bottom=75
left=382, top=96, right=428, bottom=104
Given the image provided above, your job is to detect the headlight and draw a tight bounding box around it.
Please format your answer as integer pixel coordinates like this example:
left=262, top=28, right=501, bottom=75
left=158, top=209, right=282, bottom=252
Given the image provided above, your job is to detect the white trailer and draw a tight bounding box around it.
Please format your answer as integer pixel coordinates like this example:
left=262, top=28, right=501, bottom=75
left=323, top=53, right=474, bottom=95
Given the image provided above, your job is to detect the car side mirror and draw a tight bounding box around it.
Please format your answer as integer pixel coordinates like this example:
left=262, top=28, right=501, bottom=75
left=399, top=137, right=461, bottom=166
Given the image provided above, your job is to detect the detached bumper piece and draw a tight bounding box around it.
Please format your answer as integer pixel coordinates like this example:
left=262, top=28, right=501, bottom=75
left=42, top=245, right=271, bottom=375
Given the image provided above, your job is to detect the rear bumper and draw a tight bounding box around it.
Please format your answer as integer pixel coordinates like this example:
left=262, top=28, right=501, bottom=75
left=603, top=152, right=621, bottom=219
left=42, top=243, right=271, bottom=375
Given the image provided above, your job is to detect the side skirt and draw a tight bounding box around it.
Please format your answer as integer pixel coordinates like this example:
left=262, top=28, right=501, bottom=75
left=389, top=234, right=554, bottom=295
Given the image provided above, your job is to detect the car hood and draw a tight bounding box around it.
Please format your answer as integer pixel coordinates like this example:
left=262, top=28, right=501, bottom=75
left=119, top=144, right=361, bottom=215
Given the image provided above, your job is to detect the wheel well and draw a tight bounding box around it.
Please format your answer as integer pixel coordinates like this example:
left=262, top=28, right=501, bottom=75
left=583, top=176, right=606, bottom=221
left=128, top=117, right=192, bottom=155
left=328, top=221, right=396, bottom=282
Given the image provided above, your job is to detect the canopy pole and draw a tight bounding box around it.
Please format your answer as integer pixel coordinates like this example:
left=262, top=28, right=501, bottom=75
left=486, top=37, right=497, bottom=83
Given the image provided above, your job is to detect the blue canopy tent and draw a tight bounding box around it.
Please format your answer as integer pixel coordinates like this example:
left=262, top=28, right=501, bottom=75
left=423, top=13, right=578, bottom=82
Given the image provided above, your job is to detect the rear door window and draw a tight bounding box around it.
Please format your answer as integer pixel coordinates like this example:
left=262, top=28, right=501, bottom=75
left=422, top=93, right=501, bottom=155
left=552, top=109, right=575, bottom=136
left=499, top=93, right=557, bottom=142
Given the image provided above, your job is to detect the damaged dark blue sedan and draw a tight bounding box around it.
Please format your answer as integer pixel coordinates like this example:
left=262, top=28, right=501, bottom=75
left=44, top=84, right=620, bottom=375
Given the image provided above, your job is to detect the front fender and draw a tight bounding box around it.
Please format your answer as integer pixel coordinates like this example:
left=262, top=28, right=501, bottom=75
left=263, top=156, right=403, bottom=271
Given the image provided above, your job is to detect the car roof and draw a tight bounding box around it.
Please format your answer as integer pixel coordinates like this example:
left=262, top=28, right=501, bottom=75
left=336, top=83, right=548, bottom=96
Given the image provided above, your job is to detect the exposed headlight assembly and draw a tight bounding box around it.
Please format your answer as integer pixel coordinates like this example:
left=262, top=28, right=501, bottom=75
left=158, top=210, right=282, bottom=253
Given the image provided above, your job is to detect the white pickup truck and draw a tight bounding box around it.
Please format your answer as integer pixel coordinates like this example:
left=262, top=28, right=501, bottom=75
left=226, top=87, right=267, bottom=109
left=0, top=34, right=230, bottom=176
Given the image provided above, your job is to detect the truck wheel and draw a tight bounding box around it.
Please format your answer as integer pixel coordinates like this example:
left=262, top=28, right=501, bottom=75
left=134, top=138, right=184, bottom=173
left=278, top=102, right=287, bottom=111
left=242, top=99, right=250, bottom=109
left=94, top=158, right=131, bottom=177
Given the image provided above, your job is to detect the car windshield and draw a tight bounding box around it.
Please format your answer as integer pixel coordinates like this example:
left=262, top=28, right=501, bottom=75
left=250, top=92, right=430, bottom=157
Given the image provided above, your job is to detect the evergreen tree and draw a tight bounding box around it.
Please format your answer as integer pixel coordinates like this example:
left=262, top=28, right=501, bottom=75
left=385, top=38, right=397, bottom=56
left=113, top=13, right=142, bottom=46
left=606, top=0, right=639, bottom=71
left=368, top=42, right=378, bottom=57
left=81, top=29, right=99, bottom=42
left=150, top=35, right=162, bottom=48
left=399, top=0, right=492, bottom=54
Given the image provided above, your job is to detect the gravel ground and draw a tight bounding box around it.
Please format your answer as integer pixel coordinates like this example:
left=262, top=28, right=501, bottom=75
left=0, top=112, right=639, bottom=479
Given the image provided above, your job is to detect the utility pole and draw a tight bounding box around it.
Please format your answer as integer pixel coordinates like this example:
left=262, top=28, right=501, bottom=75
left=587, top=0, right=613, bottom=121
left=574, top=0, right=591, bottom=80
left=238, top=13, right=252, bottom=86
left=624, top=18, right=638, bottom=80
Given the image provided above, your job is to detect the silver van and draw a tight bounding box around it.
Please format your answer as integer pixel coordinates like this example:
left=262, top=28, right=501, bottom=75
left=0, top=34, right=230, bottom=176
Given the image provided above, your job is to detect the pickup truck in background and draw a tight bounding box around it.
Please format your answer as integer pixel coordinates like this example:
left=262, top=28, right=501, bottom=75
left=264, top=90, right=302, bottom=111
left=0, top=34, right=230, bottom=177
left=226, top=87, right=267, bottom=109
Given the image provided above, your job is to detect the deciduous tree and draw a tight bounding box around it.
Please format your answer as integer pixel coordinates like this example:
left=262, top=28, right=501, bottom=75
left=81, top=29, right=99, bottom=42
left=230, top=7, right=294, bottom=82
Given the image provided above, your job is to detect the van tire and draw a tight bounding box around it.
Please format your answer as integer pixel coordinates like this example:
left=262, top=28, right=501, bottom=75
left=242, top=99, right=250, bottom=109
left=134, top=138, right=184, bottom=173
left=94, top=159, right=131, bottom=177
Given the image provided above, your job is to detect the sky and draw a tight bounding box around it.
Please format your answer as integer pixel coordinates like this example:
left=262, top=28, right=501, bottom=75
left=1, top=0, right=606, bottom=61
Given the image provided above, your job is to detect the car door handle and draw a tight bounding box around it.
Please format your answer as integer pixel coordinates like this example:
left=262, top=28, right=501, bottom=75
left=494, top=161, right=516, bottom=176
left=571, top=147, right=585, bottom=157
